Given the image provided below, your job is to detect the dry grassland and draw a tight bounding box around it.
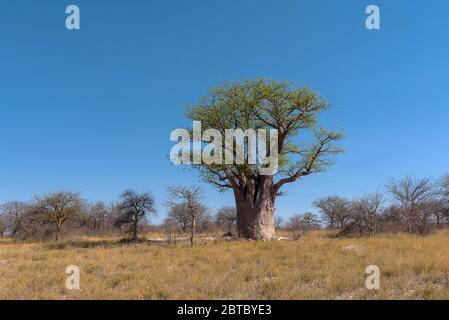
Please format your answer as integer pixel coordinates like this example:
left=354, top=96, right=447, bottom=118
left=1, top=231, right=449, bottom=299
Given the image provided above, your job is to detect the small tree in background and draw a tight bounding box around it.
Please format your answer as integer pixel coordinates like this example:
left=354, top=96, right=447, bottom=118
left=0, top=214, right=7, bottom=238
left=350, top=192, right=383, bottom=236
left=162, top=217, right=177, bottom=243
left=167, top=204, right=191, bottom=233
left=313, top=196, right=350, bottom=229
left=216, top=206, right=237, bottom=233
left=166, top=186, right=206, bottom=246
left=0, top=201, right=28, bottom=239
left=116, top=190, right=156, bottom=241
left=387, top=176, right=435, bottom=235
left=301, top=212, right=321, bottom=230
left=89, top=201, right=108, bottom=236
left=286, top=214, right=303, bottom=240
left=286, top=212, right=321, bottom=240
left=31, top=192, right=84, bottom=241
left=197, top=211, right=214, bottom=233
left=437, top=174, right=449, bottom=224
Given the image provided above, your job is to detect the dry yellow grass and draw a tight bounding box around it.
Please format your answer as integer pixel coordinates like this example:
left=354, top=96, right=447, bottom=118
left=1, top=230, right=449, bottom=300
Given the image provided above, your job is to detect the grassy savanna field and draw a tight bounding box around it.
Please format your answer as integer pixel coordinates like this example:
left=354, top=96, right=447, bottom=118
left=1, top=231, right=449, bottom=300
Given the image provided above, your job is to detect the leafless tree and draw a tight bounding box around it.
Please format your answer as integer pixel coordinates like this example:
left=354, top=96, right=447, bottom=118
left=387, top=176, right=436, bottom=235
left=379, top=205, right=402, bottom=232
left=162, top=217, right=177, bottom=243
left=167, top=204, right=191, bottom=233
left=115, top=190, right=156, bottom=241
left=301, top=212, right=321, bottom=230
left=0, top=201, right=28, bottom=239
left=313, top=196, right=350, bottom=229
left=436, top=174, right=449, bottom=225
left=285, top=212, right=320, bottom=240
left=216, top=206, right=237, bottom=233
left=414, top=201, right=440, bottom=235
left=166, top=186, right=205, bottom=246
left=350, top=192, right=384, bottom=236
left=0, top=214, right=7, bottom=238
left=89, top=201, right=108, bottom=236
left=31, top=192, right=84, bottom=241
left=440, top=174, right=449, bottom=200
left=431, top=200, right=447, bottom=227
left=286, top=214, right=302, bottom=240
left=105, top=202, right=123, bottom=233
left=197, top=211, right=214, bottom=233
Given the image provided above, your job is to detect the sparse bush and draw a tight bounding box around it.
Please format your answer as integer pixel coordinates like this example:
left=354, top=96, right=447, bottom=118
left=286, top=213, right=320, bottom=240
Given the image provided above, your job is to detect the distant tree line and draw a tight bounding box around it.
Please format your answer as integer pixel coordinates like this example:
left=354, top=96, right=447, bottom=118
left=1, top=174, right=447, bottom=242
left=0, top=190, right=157, bottom=242
left=281, top=175, right=449, bottom=237
left=0, top=186, right=239, bottom=243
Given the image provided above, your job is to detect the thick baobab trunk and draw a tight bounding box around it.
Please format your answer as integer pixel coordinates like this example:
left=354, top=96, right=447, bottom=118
left=230, top=175, right=277, bottom=240
left=236, top=198, right=275, bottom=239
left=237, top=205, right=275, bottom=239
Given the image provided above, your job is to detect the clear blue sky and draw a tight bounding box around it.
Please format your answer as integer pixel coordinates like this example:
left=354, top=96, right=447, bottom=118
left=0, top=0, right=448, bottom=223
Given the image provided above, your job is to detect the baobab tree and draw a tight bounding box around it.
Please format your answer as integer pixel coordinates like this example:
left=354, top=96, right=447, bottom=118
left=182, top=79, right=343, bottom=239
